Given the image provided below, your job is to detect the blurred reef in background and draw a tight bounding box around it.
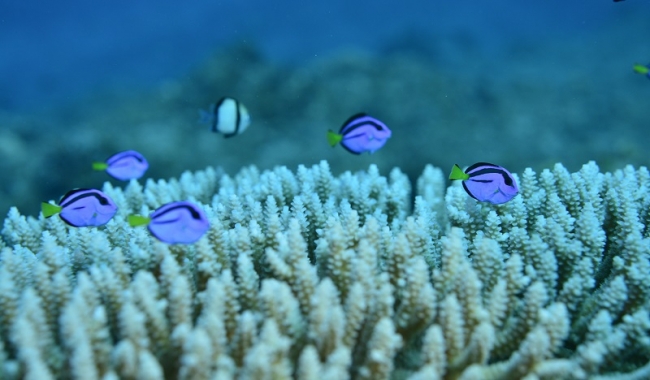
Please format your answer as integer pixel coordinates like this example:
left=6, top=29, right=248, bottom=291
left=1, top=9, right=649, bottom=217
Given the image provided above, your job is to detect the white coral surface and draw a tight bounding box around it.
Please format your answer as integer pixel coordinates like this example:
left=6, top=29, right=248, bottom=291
left=0, top=160, right=649, bottom=379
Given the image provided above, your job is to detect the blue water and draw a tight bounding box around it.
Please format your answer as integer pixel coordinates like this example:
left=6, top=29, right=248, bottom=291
left=0, top=0, right=637, bottom=111
left=0, top=0, right=649, bottom=217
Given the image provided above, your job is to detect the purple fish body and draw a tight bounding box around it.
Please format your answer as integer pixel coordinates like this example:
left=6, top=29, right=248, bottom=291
left=105, top=150, right=148, bottom=181
left=338, top=113, right=392, bottom=154
left=57, top=189, right=117, bottom=227
left=148, top=201, right=210, bottom=244
left=462, top=162, right=519, bottom=204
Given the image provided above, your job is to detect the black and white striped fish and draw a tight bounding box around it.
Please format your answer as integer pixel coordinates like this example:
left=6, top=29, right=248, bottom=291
left=200, top=97, right=251, bottom=138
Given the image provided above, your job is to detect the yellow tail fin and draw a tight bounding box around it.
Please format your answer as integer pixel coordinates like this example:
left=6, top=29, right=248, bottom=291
left=127, top=215, right=151, bottom=227
left=92, top=162, right=108, bottom=171
left=326, top=130, right=343, bottom=147
left=449, top=164, right=470, bottom=181
left=41, top=202, right=62, bottom=218
left=633, top=64, right=649, bottom=75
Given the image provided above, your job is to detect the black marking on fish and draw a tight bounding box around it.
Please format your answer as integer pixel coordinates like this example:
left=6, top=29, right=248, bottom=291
left=211, top=98, right=225, bottom=134
left=339, top=113, right=367, bottom=133
left=107, top=151, right=144, bottom=164
left=466, top=162, right=500, bottom=172
left=233, top=99, right=242, bottom=137
left=153, top=203, right=202, bottom=222
left=339, top=113, right=385, bottom=135
left=60, top=189, right=110, bottom=208
left=468, top=167, right=514, bottom=187
left=462, top=183, right=479, bottom=201
left=152, top=216, right=182, bottom=225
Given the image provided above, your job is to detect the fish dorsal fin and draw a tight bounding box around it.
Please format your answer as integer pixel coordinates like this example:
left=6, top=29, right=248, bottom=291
left=339, top=113, right=368, bottom=133
left=465, top=162, right=499, bottom=174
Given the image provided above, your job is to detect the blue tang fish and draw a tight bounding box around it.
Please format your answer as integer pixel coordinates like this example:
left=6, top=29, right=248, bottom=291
left=200, top=97, right=251, bottom=138
left=92, top=150, right=149, bottom=181
left=327, top=113, right=392, bottom=154
left=128, top=201, right=210, bottom=244
left=449, top=162, right=519, bottom=205
left=633, top=63, right=650, bottom=79
left=41, top=188, right=117, bottom=227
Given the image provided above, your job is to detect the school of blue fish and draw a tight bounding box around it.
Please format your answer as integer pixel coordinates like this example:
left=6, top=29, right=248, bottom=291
left=82, top=76, right=650, bottom=243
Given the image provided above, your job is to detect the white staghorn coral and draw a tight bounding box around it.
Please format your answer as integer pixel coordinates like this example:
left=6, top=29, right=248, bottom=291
left=0, top=160, right=649, bottom=379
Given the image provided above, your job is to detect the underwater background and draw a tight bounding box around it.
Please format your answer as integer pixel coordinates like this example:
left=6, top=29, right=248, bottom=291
left=0, top=0, right=648, bottom=218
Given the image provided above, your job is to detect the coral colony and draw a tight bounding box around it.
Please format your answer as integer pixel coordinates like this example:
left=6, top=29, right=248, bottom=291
left=1, top=159, right=649, bottom=379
